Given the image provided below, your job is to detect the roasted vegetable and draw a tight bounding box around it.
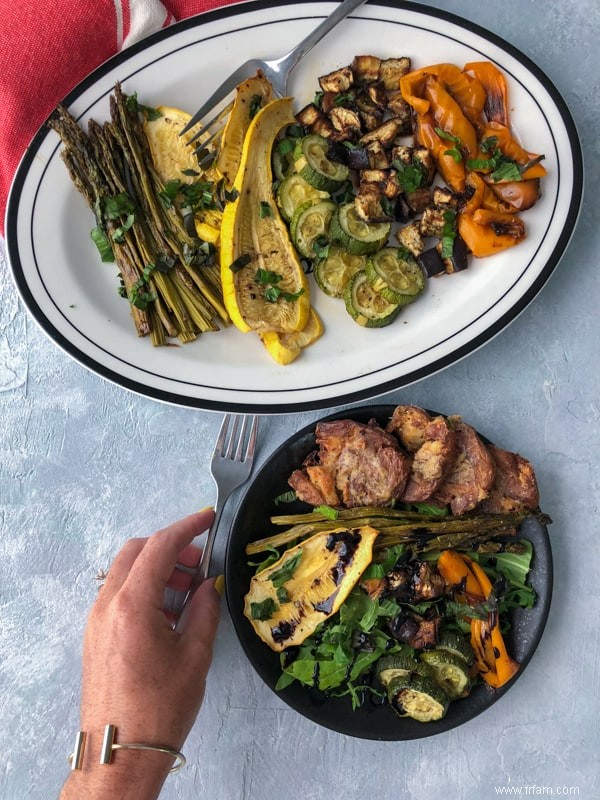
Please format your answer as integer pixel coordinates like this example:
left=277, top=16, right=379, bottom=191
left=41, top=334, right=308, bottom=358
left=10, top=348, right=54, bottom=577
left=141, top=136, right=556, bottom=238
left=388, top=674, right=450, bottom=722
left=344, top=270, right=403, bottom=328
left=244, top=526, right=379, bottom=652
left=220, top=97, right=310, bottom=334
left=330, top=202, right=391, bottom=255
left=437, top=550, right=520, bottom=688
left=419, top=649, right=470, bottom=698
left=216, top=71, right=273, bottom=188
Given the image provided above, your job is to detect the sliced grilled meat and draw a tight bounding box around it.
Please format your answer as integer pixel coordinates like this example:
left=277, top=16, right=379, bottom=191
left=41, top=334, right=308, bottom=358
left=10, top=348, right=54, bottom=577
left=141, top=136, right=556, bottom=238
left=433, top=418, right=496, bottom=515
left=477, top=444, right=540, bottom=513
left=289, top=418, right=410, bottom=509
left=387, top=406, right=457, bottom=502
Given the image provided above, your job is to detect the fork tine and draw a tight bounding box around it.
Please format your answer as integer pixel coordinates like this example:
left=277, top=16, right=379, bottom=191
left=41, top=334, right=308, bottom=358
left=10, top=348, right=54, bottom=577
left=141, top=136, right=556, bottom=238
left=245, top=415, right=259, bottom=462
left=214, top=413, right=231, bottom=458
left=180, top=66, right=251, bottom=137
left=188, top=99, right=234, bottom=149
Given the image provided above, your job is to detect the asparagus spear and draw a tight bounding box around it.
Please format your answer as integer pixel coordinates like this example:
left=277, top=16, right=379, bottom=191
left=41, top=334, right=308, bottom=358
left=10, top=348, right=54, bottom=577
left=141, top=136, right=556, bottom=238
left=48, top=85, right=228, bottom=345
left=245, top=508, right=551, bottom=555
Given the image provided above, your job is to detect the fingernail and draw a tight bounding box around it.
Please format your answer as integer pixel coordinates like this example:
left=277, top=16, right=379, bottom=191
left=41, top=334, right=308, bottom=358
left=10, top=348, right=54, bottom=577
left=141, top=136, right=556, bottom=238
left=214, top=574, right=225, bottom=596
left=198, top=505, right=214, bottom=513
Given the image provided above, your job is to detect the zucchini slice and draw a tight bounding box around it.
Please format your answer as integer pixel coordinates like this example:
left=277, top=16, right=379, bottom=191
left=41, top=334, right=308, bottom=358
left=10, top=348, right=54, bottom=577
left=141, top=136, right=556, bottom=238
left=365, top=248, right=426, bottom=304
left=388, top=674, right=450, bottom=722
left=294, top=134, right=349, bottom=192
left=276, top=174, right=330, bottom=222
left=438, top=631, right=474, bottom=664
left=376, top=654, right=418, bottom=687
left=330, top=203, right=391, bottom=255
left=419, top=649, right=471, bottom=699
left=343, top=270, right=402, bottom=328
left=313, top=246, right=366, bottom=297
left=290, top=200, right=336, bottom=258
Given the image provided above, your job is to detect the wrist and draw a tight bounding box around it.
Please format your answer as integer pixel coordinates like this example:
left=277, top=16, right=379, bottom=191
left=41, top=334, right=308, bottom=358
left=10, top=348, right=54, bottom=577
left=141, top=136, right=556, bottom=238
left=60, top=725, right=177, bottom=800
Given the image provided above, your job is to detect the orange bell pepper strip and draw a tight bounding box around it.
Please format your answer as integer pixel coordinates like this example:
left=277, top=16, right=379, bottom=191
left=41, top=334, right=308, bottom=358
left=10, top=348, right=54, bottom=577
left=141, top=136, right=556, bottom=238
left=416, top=111, right=466, bottom=192
left=482, top=121, right=547, bottom=179
left=424, top=76, right=480, bottom=158
left=464, top=61, right=510, bottom=127
left=462, top=171, right=486, bottom=215
left=458, top=208, right=526, bottom=257
left=401, top=63, right=487, bottom=131
left=485, top=178, right=541, bottom=212
left=400, top=68, right=431, bottom=115
left=438, top=550, right=486, bottom=600
left=438, top=550, right=520, bottom=689
left=470, top=618, right=520, bottom=688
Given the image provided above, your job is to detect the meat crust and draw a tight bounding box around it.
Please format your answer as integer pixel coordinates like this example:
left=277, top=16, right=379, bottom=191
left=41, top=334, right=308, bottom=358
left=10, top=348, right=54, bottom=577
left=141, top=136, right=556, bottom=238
left=387, top=406, right=457, bottom=502
left=289, top=418, right=410, bottom=508
left=433, top=418, right=496, bottom=515
left=477, top=444, right=540, bottom=513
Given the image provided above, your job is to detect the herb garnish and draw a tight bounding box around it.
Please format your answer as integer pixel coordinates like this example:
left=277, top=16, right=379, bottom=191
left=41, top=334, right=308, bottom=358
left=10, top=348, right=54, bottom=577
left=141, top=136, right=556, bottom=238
left=269, top=551, right=303, bottom=589
left=392, top=159, right=427, bottom=193
left=229, top=254, right=252, bottom=272
left=435, top=127, right=463, bottom=162
left=255, top=269, right=305, bottom=303
left=125, top=92, right=163, bottom=120
left=466, top=136, right=540, bottom=183
left=440, top=209, right=457, bottom=259
left=90, top=227, right=114, bottom=262
left=259, top=201, right=273, bottom=218
left=250, top=598, right=278, bottom=621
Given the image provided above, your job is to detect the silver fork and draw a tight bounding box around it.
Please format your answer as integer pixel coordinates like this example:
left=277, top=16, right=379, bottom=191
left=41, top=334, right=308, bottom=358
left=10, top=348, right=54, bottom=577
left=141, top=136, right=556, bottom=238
left=181, top=0, right=368, bottom=147
left=174, top=413, right=259, bottom=630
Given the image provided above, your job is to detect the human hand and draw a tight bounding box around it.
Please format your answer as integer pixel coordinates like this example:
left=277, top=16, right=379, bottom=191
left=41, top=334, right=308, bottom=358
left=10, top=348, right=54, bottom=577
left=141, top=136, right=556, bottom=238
left=60, top=509, right=221, bottom=800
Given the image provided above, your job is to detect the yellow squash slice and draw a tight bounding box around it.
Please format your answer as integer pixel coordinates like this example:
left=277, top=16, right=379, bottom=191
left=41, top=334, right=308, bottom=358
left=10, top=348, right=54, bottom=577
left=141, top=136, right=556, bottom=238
left=220, top=97, right=310, bottom=334
left=244, top=525, right=379, bottom=652
left=143, top=105, right=222, bottom=243
left=216, top=71, right=273, bottom=188
left=260, top=307, right=324, bottom=365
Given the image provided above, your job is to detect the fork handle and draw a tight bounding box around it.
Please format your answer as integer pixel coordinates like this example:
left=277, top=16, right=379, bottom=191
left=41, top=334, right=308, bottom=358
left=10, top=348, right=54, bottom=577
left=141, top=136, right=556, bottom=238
left=174, top=497, right=225, bottom=632
left=278, top=0, right=368, bottom=74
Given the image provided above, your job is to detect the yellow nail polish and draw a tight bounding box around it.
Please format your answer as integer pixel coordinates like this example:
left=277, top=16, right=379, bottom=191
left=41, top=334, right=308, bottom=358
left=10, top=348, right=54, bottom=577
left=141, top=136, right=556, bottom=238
left=214, top=574, right=225, bottom=596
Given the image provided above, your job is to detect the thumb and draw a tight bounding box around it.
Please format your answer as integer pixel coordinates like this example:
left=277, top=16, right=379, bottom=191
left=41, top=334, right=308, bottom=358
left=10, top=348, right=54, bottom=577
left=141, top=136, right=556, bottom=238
left=181, top=578, right=221, bottom=657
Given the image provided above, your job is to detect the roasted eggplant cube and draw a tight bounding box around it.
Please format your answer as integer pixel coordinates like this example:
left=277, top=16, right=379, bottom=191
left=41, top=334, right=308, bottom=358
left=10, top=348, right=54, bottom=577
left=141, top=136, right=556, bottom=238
left=296, top=103, right=335, bottom=138
left=329, top=106, right=362, bottom=141
left=432, top=186, right=458, bottom=209
left=397, top=221, right=425, bottom=256
left=318, top=65, right=354, bottom=93
left=378, top=56, right=412, bottom=90
left=351, top=54, right=382, bottom=84
left=354, top=92, right=385, bottom=131
left=438, top=235, right=470, bottom=273
left=419, top=205, right=448, bottom=238
left=418, top=246, right=446, bottom=277
left=346, top=145, right=372, bottom=170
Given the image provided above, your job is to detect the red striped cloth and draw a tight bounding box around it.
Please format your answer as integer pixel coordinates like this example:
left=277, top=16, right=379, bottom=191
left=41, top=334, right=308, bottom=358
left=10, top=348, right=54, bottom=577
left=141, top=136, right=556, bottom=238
left=0, top=0, right=242, bottom=234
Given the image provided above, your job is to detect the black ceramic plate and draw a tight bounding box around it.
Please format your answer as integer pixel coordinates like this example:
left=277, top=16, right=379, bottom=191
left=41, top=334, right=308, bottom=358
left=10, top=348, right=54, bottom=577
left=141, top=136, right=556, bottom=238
left=225, top=405, right=553, bottom=740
